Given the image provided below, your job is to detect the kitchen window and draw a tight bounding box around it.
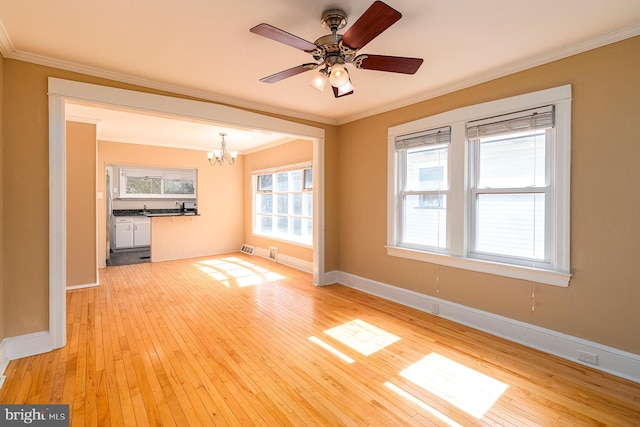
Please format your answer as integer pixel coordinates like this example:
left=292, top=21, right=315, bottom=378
left=120, top=167, right=196, bottom=198
left=253, top=163, right=313, bottom=246
left=387, top=85, right=572, bottom=286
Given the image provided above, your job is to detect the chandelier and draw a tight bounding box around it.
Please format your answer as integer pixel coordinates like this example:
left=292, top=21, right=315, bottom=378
left=207, top=133, right=238, bottom=166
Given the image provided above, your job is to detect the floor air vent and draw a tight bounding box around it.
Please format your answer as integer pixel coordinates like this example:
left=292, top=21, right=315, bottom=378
left=240, top=244, right=255, bottom=255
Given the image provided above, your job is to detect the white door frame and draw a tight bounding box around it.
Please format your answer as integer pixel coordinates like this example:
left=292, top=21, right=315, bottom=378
left=48, top=77, right=326, bottom=349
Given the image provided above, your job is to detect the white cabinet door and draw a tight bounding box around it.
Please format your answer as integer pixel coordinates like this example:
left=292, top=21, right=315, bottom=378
left=114, top=222, right=133, bottom=248
left=134, top=222, right=151, bottom=247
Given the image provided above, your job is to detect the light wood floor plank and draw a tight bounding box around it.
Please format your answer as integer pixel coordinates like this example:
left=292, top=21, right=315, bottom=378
left=1, top=253, right=639, bottom=426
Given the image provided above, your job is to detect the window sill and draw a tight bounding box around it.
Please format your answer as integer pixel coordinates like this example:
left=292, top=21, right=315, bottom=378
left=118, top=194, right=196, bottom=200
left=252, top=233, right=312, bottom=249
left=385, top=246, right=571, bottom=287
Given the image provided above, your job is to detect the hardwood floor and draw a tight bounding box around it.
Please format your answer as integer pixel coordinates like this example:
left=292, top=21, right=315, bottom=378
left=1, top=253, right=639, bottom=426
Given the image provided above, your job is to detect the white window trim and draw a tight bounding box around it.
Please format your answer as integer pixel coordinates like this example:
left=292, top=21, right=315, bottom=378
left=119, top=167, right=196, bottom=199
left=387, top=85, right=572, bottom=287
left=468, top=126, right=553, bottom=268
left=251, top=162, right=313, bottom=247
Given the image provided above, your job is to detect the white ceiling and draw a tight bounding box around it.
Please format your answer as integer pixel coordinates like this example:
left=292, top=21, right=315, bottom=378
left=64, top=101, right=297, bottom=153
left=1, top=0, right=639, bottom=151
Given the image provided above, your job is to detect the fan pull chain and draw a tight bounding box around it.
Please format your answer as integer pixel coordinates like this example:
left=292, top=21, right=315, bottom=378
left=531, top=284, right=536, bottom=312
left=530, top=130, right=540, bottom=313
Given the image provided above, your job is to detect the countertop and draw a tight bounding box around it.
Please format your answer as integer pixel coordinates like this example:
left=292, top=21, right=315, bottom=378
left=112, top=209, right=199, bottom=217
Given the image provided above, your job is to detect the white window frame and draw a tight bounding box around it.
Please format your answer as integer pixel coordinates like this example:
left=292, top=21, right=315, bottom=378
left=396, top=127, right=451, bottom=253
left=252, top=162, right=313, bottom=247
left=468, top=107, right=554, bottom=268
left=387, top=85, right=572, bottom=287
left=120, top=167, right=196, bottom=199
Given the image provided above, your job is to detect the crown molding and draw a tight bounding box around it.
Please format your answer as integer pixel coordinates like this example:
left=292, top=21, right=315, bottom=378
left=1, top=47, right=339, bottom=127
left=337, top=23, right=640, bottom=125
left=1, top=19, right=638, bottom=127
left=0, top=17, right=14, bottom=56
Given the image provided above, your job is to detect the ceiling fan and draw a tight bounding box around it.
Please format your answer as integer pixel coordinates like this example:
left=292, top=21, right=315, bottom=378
left=250, top=1, right=423, bottom=98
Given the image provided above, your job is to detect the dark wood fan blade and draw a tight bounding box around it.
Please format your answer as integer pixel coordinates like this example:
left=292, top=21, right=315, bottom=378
left=332, top=83, right=354, bottom=98
left=250, top=23, right=317, bottom=52
left=358, top=55, right=423, bottom=74
left=259, top=63, right=317, bottom=83
left=341, top=1, right=401, bottom=50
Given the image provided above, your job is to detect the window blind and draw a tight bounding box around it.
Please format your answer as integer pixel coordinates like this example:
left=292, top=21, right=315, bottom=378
left=466, top=105, right=554, bottom=140
left=396, top=126, right=451, bottom=151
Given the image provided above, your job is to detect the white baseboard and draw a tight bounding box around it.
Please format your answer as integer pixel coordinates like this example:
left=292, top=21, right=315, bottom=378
left=4, top=332, right=53, bottom=361
left=323, top=270, right=339, bottom=287
left=0, top=339, right=8, bottom=389
left=337, top=271, right=640, bottom=384
left=66, top=281, right=99, bottom=291
left=67, top=273, right=101, bottom=291
left=0, top=332, right=54, bottom=391
left=253, top=247, right=313, bottom=273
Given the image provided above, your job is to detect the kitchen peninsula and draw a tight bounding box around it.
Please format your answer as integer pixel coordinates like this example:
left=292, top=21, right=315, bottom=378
left=111, top=207, right=200, bottom=260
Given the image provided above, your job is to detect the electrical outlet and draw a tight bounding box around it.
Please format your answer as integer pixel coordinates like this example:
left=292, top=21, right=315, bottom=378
left=577, top=350, right=598, bottom=365
left=432, top=303, right=439, bottom=315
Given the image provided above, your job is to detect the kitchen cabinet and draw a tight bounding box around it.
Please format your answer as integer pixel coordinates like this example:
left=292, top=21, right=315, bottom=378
left=114, top=219, right=133, bottom=248
left=113, top=216, right=150, bottom=248
left=134, top=219, right=150, bottom=247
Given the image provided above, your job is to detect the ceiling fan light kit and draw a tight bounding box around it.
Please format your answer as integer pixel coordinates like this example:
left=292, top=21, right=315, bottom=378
left=250, top=1, right=423, bottom=98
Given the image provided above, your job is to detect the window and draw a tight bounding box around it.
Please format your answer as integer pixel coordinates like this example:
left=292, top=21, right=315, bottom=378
left=253, top=163, right=313, bottom=246
left=120, top=167, right=196, bottom=198
left=387, top=86, right=572, bottom=287
left=163, top=171, right=196, bottom=195
left=396, top=127, right=450, bottom=251
left=125, top=174, right=162, bottom=195
left=468, top=106, right=553, bottom=267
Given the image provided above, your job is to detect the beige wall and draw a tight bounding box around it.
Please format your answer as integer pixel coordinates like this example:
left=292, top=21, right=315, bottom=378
left=338, top=36, right=640, bottom=354
left=66, top=122, right=97, bottom=287
left=98, top=140, right=244, bottom=264
left=243, top=139, right=314, bottom=262
left=3, top=60, right=51, bottom=336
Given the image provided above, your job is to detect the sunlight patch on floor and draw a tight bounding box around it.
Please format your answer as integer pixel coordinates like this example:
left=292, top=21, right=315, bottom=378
left=324, top=319, right=400, bottom=356
left=400, top=353, right=508, bottom=419
left=385, top=381, right=463, bottom=427
left=194, top=257, right=285, bottom=287
left=309, top=336, right=355, bottom=364
left=196, top=266, right=231, bottom=287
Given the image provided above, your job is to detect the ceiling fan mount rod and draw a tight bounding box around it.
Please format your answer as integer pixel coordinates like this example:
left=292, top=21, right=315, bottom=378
left=320, top=9, right=347, bottom=33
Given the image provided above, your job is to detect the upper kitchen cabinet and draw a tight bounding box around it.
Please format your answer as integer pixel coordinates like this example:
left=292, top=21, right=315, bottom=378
left=119, top=167, right=196, bottom=199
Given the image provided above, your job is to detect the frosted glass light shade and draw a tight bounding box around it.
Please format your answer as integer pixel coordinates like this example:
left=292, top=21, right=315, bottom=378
left=337, top=80, right=354, bottom=96
left=310, top=72, right=328, bottom=92
left=329, top=64, right=349, bottom=87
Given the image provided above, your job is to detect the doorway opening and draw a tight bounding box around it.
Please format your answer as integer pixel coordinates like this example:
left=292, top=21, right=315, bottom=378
left=50, top=77, right=326, bottom=350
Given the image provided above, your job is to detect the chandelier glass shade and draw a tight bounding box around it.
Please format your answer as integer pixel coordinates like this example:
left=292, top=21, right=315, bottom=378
left=207, top=133, right=238, bottom=166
